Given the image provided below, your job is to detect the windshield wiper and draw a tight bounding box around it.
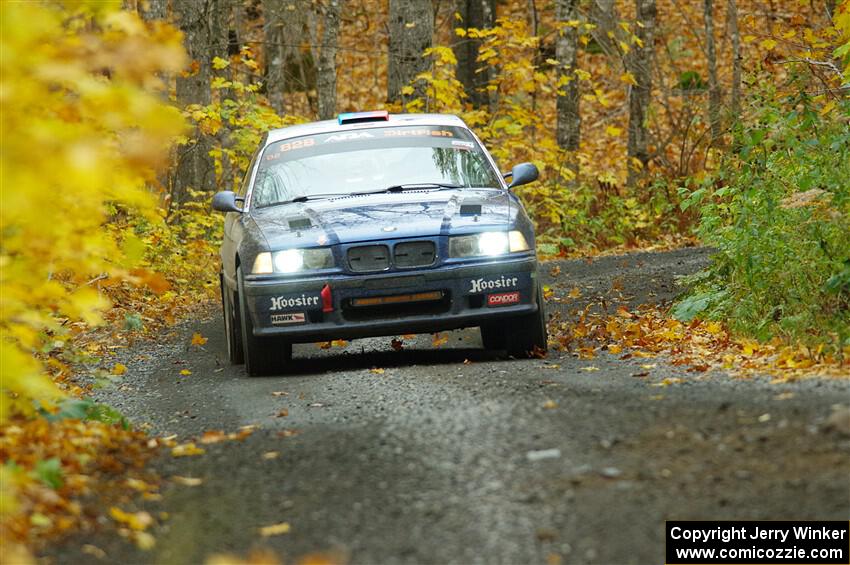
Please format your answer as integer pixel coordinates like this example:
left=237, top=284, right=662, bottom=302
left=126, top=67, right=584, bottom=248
left=353, top=182, right=463, bottom=196
left=260, top=193, right=350, bottom=208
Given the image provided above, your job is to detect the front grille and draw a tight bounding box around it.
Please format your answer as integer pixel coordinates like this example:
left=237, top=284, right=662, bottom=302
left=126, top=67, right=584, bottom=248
left=394, top=241, right=436, bottom=268
left=348, top=245, right=390, bottom=272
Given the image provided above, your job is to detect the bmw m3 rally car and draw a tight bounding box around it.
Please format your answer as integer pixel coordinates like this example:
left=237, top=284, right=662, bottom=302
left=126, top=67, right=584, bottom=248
left=213, top=111, right=547, bottom=376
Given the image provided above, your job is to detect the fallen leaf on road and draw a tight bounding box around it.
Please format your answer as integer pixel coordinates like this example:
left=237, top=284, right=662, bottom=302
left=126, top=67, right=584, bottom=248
left=81, top=545, right=107, bottom=559
left=402, top=334, right=416, bottom=339
left=207, top=549, right=281, bottom=565
left=191, top=332, right=208, bottom=346
left=641, top=364, right=656, bottom=369
left=110, top=507, right=153, bottom=531
left=277, top=429, right=299, bottom=438
left=171, top=443, right=205, bottom=457
left=580, top=366, right=599, bottom=371
left=179, top=369, right=191, bottom=376
left=543, top=286, right=554, bottom=300
left=309, top=403, right=324, bottom=408
left=259, top=522, right=291, bottom=537
left=568, top=287, right=581, bottom=299
left=276, top=409, right=289, bottom=418
left=298, top=552, right=347, bottom=565
left=262, top=451, right=280, bottom=460
left=200, top=430, right=227, bottom=444
left=112, top=363, right=127, bottom=376
left=652, top=377, right=683, bottom=387
left=369, top=368, right=385, bottom=375
left=608, top=344, right=623, bottom=354
left=542, top=363, right=560, bottom=369
left=125, top=478, right=153, bottom=492
left=543, top=399, right=558, bottom=409
left=390, top=339, right=404, bottom=351
left=631, top=371, right=649, bottom=378
left=172, top=476, right=203, bottom=486
left=271, top=391, right=288, bottom=397
left=134, top=531, right=156, bottom=550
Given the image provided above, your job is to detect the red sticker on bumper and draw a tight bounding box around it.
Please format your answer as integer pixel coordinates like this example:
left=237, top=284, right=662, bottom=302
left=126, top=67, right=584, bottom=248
left=487, top=291, right=520, bottom=306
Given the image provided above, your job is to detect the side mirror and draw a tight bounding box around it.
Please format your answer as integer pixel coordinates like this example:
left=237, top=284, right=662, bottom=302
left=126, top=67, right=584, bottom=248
left=212, top=191, right=243, bottom=213
left=505, top=162, right=539, bottom=189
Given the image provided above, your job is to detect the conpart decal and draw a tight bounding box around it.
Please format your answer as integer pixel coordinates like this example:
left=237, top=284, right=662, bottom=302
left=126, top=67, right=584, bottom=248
left=487, top=292, right=520, bottom=306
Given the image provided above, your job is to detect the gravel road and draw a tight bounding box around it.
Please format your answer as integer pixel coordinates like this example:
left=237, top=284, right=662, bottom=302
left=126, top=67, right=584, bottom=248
left=46, top=247, right=849, bottom=565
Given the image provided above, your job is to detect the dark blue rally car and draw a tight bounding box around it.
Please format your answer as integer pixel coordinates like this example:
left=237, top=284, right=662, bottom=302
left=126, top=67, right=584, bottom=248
left=212, top=111, right=547, bottom=376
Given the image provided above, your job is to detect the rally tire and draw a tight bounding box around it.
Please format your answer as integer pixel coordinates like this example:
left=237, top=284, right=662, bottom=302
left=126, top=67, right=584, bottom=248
left=221, top=272, right=244, bottom=365
left=237, top=266, right=293, bottom=377
left=506, top=282, right=548, bottom=358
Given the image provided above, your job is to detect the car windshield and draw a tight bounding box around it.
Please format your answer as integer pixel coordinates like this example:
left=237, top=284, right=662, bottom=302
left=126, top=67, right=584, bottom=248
left=250, top=125, right=502, bottom=208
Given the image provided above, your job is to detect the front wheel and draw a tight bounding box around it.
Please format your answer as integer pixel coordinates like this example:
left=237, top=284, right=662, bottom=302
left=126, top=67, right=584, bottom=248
left=237, top=266, right=292, bottom=376
left=506, top=282, right=548, bottom=357
left=220, top=272, right=244, bottom=365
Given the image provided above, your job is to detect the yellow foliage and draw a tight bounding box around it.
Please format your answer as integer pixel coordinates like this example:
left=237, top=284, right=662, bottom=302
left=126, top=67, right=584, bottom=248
left=0, top=2, right=186, bottom=418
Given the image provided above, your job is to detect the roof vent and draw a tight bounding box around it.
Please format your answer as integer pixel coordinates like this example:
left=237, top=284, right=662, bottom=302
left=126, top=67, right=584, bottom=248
left=338, top=110, right=390, bottom=125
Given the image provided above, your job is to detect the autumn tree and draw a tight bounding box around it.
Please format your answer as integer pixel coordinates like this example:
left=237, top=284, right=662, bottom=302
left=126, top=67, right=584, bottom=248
left=727, top=0, right=741, bottom=119
left=454, top=0, right=496, bottom=108
left=555, top=0, right=581, bottom=153
left=704, top=0, right=721, bottom=144
left=388, top=0, right=434, bottom=104
left=626, top=0, right=656, bottom=185
left=174, top=0, right=216, bottom=202
left=312, top=0, right=342, bottom=120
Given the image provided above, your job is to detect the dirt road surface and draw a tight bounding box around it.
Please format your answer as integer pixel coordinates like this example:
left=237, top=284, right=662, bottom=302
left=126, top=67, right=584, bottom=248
left=46, top=248, right=849, bottom=565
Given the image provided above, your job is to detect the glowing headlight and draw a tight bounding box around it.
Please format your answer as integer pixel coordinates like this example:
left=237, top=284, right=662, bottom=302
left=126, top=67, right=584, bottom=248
left=274, top=249, right=304, bottom=273
left=251, top=248, right=334, bottom=274
left=449, top=231, right=531, bottom=258
left=252, top=252, right=273, bottom=274
left=478, top=231, right=509, bottom=255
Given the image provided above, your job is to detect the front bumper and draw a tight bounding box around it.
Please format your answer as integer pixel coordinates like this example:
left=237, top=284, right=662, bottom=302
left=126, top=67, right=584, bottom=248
left=242, top=255, right=539, bottom=342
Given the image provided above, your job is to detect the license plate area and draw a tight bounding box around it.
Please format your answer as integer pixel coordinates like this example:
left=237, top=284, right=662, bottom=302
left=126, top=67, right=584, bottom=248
left=342, top=290, right=450, bottom=321
left=350, top=291, right=444, bottom=307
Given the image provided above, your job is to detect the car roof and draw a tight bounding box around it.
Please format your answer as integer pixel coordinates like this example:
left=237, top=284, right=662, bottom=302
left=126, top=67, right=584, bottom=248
left=265, top=113, right=468, bottom=145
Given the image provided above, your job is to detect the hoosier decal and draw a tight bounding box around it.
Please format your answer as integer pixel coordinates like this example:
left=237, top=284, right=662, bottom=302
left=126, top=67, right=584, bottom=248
left=270, top=293, right=320, bottom=311
left=468, top=275, right=519, bottom=294
left=271, top=312, right=306, bottom=325
left=487, top=291, right=520, bottom=306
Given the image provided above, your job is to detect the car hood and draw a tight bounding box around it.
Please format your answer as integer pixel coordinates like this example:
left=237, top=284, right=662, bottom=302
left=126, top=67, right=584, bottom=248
left=250, top=188, right=515, bottom=247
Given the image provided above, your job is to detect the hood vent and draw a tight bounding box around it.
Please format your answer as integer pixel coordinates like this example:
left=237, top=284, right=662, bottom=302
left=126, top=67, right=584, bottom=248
left=459, top=203, right=482, bottom=216
left=288, top=218, right=312, bottom=230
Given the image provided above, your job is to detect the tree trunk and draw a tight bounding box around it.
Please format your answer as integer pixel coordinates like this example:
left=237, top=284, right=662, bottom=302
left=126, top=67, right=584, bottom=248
left=555, top=0, right=581, bottom=153
left=174, top=0, right=216, bottom=202
left=316, top=0, right=341, bottom=120
left=727, top=0, right=741, bottom=119
left=263, top=0, right=287, bottom=114
left=704, top=0, right=721, bottom=144
left=139, top=0, right=167, bottom=20
left=454, top=0, right=496, bottom=108
left=388, top=0, right=434, bottom=104
left=626, top=0, right=656, bottom=185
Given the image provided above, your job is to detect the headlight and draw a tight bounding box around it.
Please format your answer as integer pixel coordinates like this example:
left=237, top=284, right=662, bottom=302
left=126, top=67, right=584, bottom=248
left=449, top=230, right=531, bottom=258
left=251, top=248, right=334, bottom=274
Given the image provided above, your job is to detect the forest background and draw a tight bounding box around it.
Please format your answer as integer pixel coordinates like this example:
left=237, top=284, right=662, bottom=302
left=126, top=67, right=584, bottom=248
left=1, top=0, right=848, bottom=555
